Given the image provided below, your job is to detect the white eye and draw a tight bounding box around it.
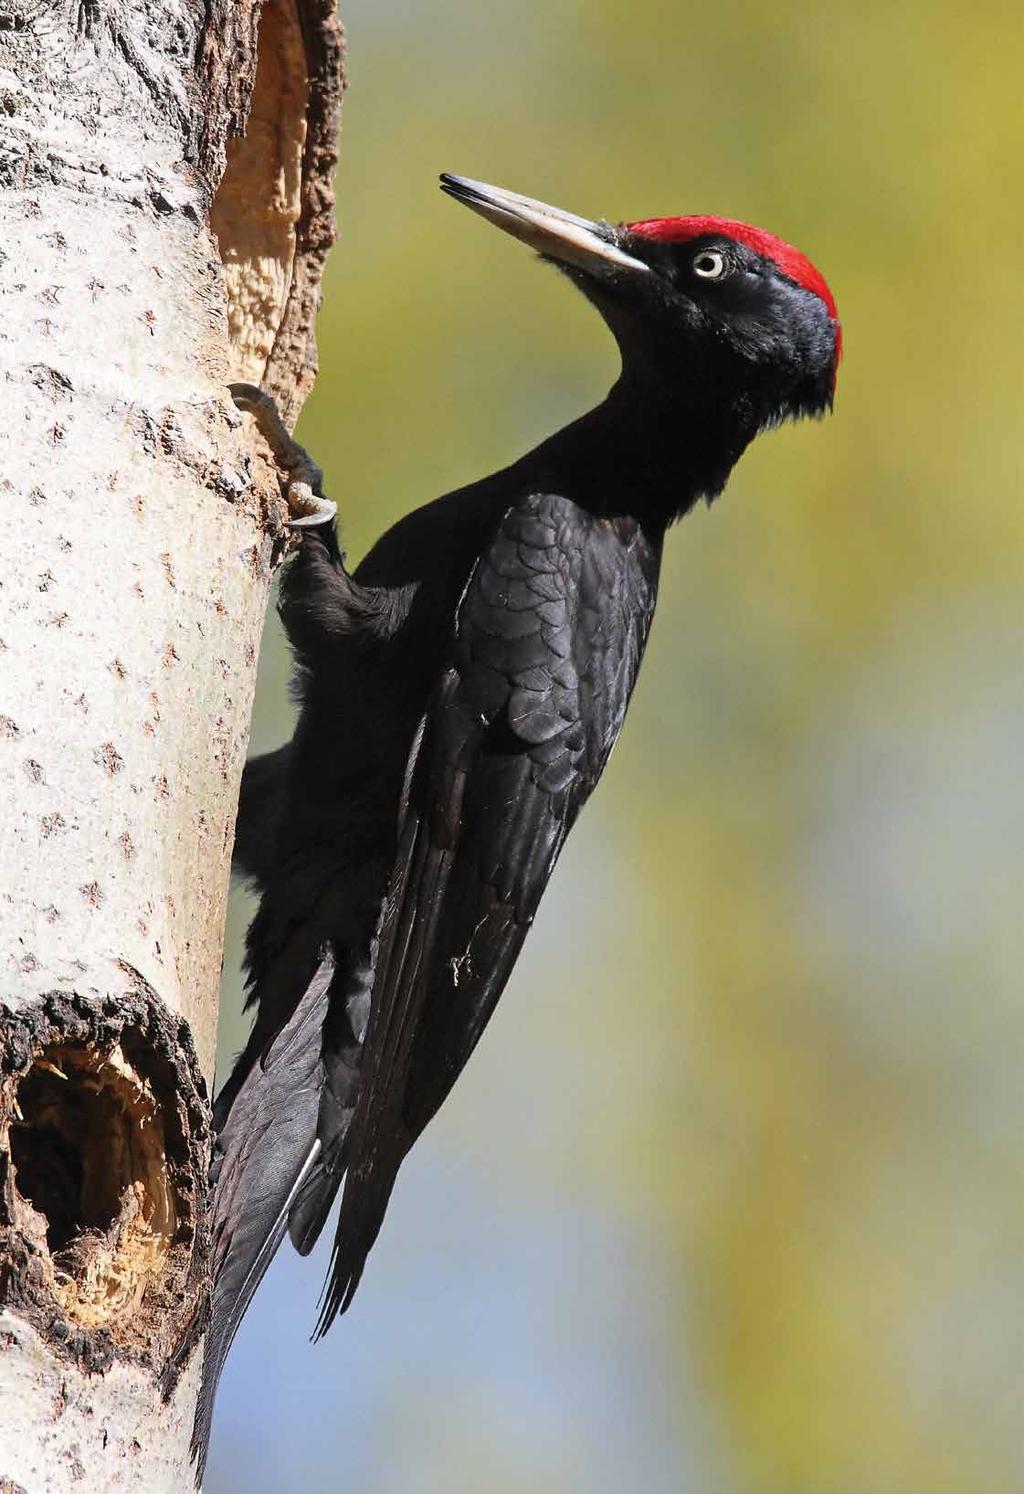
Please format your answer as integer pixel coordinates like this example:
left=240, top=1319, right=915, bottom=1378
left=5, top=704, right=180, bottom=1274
left=692, top=250, right=726, bottom=280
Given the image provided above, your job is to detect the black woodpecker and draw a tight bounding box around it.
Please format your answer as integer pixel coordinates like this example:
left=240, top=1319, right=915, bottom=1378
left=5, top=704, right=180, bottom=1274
left=192, top=173, right=841, bottom=1467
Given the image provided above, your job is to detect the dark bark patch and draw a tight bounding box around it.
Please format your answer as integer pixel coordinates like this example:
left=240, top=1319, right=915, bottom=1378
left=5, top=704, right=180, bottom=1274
left=94, top=742, right=124, bottom=775
left=28, top=364, right=73, bottom=401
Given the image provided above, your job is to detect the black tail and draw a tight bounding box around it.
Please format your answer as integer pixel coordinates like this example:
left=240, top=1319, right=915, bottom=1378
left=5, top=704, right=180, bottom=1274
left=190, top=950, right=335, bottom=1483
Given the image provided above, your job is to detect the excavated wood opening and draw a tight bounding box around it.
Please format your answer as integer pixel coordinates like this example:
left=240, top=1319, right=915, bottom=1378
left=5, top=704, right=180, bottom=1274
left=208, top=0, right=342, bottom=423
left=8, top=1043, right=175, bottom=1327
left=212, top=0, right=310, bottom=386
left=0, top=991, right=208, bottom=1370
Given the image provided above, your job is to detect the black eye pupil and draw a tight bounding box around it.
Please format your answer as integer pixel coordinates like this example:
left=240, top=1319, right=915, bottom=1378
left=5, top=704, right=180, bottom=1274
left=695, top=254, right=719, bottom=274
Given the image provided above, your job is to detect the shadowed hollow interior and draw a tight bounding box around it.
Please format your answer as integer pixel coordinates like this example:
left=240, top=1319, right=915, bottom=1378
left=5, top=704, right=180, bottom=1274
left=8, top=1042, right=176, bottom=1326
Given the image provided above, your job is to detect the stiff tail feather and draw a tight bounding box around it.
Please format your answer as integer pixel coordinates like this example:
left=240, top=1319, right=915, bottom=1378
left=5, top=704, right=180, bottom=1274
left=189, top=948, right=335, bottom=1482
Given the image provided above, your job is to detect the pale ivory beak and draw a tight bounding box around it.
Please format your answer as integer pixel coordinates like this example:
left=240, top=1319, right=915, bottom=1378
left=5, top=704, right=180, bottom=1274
left=440, top=173, right=650, bottom=276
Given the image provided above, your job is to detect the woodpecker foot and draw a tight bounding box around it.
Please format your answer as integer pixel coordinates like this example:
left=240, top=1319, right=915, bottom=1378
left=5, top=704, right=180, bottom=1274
left=229, top=383, right=337, bottom=527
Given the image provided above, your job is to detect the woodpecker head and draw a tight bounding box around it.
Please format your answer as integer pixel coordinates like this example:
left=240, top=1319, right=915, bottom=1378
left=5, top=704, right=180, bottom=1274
left=441, top=173, right=840, bottom=449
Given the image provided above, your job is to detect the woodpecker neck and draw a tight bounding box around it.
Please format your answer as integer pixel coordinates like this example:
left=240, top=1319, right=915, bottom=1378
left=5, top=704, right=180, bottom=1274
left=523, top=364, right=761, bottom=527
left=612, top=362, right=764, bottom=513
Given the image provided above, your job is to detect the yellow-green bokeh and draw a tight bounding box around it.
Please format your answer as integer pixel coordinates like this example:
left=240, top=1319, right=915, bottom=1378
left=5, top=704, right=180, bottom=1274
left=221, top=2, right=1024, bottom=1489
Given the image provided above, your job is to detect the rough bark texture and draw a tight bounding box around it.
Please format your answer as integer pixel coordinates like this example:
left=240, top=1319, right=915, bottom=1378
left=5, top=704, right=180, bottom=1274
left=0, top=0, right=343, bottom=1487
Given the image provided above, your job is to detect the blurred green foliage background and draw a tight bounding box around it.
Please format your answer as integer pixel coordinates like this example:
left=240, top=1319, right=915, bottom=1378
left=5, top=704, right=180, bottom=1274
left=211, top=1, right=1024, bottom=1489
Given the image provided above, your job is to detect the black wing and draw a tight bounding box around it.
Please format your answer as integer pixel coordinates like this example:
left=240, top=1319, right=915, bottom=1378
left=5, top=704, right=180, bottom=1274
left=315, top=491, right=662, bottom=1329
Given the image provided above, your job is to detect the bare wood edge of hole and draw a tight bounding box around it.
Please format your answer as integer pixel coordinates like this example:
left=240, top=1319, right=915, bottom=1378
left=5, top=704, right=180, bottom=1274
left=212, top=0, right=345, bottom=423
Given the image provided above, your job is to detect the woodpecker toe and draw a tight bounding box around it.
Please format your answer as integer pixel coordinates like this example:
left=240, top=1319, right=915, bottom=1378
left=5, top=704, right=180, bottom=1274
left=287, top=498, right=338, bottom=529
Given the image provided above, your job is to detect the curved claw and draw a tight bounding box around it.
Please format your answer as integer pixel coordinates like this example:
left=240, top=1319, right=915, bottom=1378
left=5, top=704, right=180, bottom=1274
left=288, top=498, right=338, bottom=529
left=228, top=382, right=266, bottom=414
left=229, top=383, right=335, bottom=528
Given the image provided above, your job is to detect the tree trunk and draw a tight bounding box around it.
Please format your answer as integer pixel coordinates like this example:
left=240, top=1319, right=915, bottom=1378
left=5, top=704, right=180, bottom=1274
left=0, top=1, right=343, bottom=1487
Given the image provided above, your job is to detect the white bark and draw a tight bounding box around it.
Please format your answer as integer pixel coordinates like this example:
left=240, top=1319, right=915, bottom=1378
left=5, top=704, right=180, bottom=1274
left=0, top=1313, right=203, bottom=1492
left=0, top=0, right=343, bottom=1487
